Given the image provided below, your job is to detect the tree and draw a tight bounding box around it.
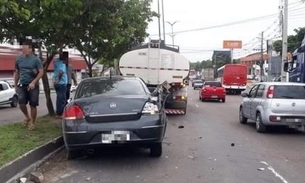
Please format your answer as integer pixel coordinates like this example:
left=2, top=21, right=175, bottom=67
left=0, top=0, right=83, bottom=115
left=71, top=0, right=157, bottom=77
left=272, top=27, right=305, bottom=55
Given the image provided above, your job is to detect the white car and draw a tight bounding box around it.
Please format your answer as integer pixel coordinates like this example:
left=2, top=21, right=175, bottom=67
left=0, top=80, right=18, bottom=107
left=70, top=85, right=78, bottom=93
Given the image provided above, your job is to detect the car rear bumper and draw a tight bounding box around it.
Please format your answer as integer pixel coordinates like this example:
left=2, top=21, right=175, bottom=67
left=201, top=94, right=225, bottom=99
left=261, top=111, right=305, bottom=126
left=63, top=115, right=166, bottom=150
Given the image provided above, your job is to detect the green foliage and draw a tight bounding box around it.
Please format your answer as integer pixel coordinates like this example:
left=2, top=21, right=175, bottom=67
left=272, top=27, right=305, bottom=55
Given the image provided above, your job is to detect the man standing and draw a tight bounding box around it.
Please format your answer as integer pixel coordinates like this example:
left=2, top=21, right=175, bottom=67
left=66, top=59, right=77, bottom=104
left=14, top=39, right=44, bottom=130
left=53, top=53, right=68, bottom=118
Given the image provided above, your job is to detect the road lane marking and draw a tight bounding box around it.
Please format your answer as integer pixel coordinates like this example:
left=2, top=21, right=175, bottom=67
left=195, top=104, right=199, bottom=108
left=260, top=161, right=288, bottom=183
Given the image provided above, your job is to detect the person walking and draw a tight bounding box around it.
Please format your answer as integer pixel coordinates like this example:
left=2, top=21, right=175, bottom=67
left=66, top=62, right=77, bottom=104
left=14, top=39, right=44, bottom=130
left=53, top=53, right=68, bottom=118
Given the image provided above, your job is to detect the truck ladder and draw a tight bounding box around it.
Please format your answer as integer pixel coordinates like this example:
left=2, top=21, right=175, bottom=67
left=147, top=38, right=161, bottom=84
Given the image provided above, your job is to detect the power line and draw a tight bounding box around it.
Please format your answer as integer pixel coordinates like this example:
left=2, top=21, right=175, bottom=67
left=150, top=13, right=278, bottom=36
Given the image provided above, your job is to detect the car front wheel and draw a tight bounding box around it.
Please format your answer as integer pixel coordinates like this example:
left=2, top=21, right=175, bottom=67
left=10, top=96, right=18, bottom=107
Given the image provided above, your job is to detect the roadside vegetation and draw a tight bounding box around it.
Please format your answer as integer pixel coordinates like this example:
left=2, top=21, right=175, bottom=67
left=0, top=116, right=61, bottom=167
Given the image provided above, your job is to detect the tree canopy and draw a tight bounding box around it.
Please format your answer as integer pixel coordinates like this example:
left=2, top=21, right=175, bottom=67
left=0, top=0, right=156, bottom=115
left=272, top=27, right=305, bottom=55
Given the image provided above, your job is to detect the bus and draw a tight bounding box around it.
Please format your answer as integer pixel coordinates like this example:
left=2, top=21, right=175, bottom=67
left=216, top=64, right=247, bottom=94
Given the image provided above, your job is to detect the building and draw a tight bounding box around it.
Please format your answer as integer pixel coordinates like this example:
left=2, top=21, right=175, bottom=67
left=0, top=45, right=87, bottom=89
left=239, top=52, right=269, bottom=77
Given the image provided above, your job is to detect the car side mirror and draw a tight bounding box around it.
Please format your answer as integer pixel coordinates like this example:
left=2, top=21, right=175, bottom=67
left=241, top=92, right=249, bottom=97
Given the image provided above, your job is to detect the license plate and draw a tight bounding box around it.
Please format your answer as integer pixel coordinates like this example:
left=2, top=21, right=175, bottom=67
left=101, top=131, right=130, bottom=143
left=211, top=95, right=218, bottom=98
left=286, top=119, right=301, bottom=123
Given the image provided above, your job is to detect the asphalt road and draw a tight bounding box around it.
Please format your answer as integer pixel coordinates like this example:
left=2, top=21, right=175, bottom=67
left=0, top=93, right=56, bottom=125
left=36, top=86, right=305, bottom=183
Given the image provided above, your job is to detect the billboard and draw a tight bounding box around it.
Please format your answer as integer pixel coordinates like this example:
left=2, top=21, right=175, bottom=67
left=223, top=40, right=242, bottom=49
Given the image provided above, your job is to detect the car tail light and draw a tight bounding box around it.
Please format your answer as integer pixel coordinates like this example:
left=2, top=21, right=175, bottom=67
left=269, top=115, right=281, bottom=122
left=266, top=85, right=274, bottom=98
left=63, top=105, right=85, bottom=120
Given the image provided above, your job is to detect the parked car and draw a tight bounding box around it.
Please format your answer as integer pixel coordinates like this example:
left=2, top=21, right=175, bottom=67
left=239, top=82, right=305, bottom=133
left=199, top=81, right=226, bottom=102
left=193, top=80, right=203, bottom=90
left=0, top=80, right=18, bottom=107
left=62, top=76, right=168, bottom=159
left=192, top=79, right=202, bottom=87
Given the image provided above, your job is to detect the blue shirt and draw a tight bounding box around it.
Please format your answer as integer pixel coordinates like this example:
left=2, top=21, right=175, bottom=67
left=15, top=54, right=43, bottom=85
left=53, top=59, right=67, bottom=84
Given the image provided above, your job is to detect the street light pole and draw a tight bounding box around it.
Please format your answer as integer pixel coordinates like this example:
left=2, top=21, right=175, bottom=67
left=167, top=21, right=179, bottom=47
left=281, top=0, right=288, bottom=82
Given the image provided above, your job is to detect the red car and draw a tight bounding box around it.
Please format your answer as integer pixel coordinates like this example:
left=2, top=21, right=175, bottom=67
left=199, top=81, right=226, bottom=102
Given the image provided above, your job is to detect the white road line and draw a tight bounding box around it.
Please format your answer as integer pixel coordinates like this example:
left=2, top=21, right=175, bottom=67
left=195, top=104, right=199, bottom=108
left=260, top=161, right=289, bottom=183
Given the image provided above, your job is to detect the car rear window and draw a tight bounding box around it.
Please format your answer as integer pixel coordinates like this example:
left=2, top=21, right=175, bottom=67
left=204, top=82, right=222, bottom=87
left=273, top=85, right=305, bottom=99
left=194, top=80, right=202, bottom=83
left=75, top=79, right=146, bottom=99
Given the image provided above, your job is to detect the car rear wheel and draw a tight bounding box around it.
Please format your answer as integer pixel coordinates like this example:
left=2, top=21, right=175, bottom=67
left=221, top=98, right=225, bottom=103
left=239, top=107, right=247, bottom=124
left=256, top=113, right=267, bottom=133
left=10, top=96, right=18, bottom=107
left=150, top=143, right=162, bottom=157
left=67, top=149, right=81, bottom=160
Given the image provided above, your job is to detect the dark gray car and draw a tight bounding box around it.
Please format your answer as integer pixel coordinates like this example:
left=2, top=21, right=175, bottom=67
left=62, top=76, right=167, bottom=159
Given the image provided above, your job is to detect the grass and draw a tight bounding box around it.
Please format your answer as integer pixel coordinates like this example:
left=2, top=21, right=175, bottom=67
left=0, top=116, right=62, bottom=168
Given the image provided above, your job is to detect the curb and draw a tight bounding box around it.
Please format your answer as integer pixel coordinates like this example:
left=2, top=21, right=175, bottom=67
left=0, top=136, right=64, bottom=183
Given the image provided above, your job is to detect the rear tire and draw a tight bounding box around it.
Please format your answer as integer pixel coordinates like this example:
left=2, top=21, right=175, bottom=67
left=150, top=143, right=162, bottom=157
left=67, top=149, right=81, bottom=160
left=256, top=113, right=267, bottom=133
left=239, top=107, right=247, bottom=124
left=10, top=96, right=18, bottom=108
left=221, top=98, right=226, bottom=103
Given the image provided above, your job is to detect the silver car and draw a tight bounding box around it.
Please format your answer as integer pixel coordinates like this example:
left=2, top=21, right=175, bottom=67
left=239, top=82, right=305, bottom=133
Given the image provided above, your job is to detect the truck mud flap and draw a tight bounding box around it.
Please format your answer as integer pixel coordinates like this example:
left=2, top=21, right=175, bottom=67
left=165, top=109, right=186, bottom=115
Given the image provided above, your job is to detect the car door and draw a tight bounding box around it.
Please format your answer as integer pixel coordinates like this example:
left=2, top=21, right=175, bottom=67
left=0, top=83, right=9, bottom=103
left=243, top=85, right=258, bottom=118
left=250, top=84, right=265, bottom=119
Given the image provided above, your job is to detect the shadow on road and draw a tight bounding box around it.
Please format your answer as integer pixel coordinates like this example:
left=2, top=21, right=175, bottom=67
left=243, top=122, right=305, bottom=135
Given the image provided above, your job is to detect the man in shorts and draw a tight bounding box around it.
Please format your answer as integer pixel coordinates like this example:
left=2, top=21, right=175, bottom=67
left=14, top=40, right=44, bottom=130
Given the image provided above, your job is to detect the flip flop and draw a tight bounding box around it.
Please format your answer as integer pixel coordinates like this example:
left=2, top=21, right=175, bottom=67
left=22, top=118, right=31, bottom=127
left=28, top=123, right=35, bottom=131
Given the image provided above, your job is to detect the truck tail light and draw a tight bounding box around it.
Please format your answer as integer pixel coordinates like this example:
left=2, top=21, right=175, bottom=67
left=266, top=85, right=274, bottom=98
left=63, top=105, right=85, bottom=120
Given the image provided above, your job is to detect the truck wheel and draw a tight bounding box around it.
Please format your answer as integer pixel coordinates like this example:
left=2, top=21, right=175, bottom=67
left=10, top=96, right=18, bottom=108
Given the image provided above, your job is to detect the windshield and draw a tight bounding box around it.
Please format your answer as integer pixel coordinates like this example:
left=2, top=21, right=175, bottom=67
left=204, top=82, right=222, bottom=87
left=75, top=79, right=146, bottom=99
left=273, top=85, right=305, bottom=99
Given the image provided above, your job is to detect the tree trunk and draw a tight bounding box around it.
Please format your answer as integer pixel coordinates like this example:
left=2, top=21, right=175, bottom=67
left=88, top=64, right=93, bottom=77
left=42, top=54, right=56, bottom=116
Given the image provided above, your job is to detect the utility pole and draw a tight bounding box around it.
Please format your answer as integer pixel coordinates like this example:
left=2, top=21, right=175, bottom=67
left=260, top=31, right=264, bottom=82
left=161, top=0, right=166, bottom=42
left=167, top=21, right=178, bottom=47
left=267, top=40, right=273, bottom=81
left=281, top=0, right=288, bottom=82
left=157, top=0, right=161, bottom=40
